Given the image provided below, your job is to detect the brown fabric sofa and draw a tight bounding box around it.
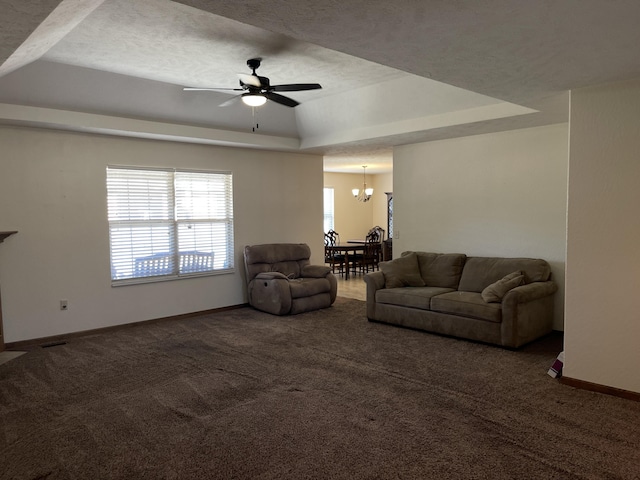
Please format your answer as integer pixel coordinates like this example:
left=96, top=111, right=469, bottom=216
left=364, top=251, right=558, bottom=348
left=244, top=243, right=337, bottom=315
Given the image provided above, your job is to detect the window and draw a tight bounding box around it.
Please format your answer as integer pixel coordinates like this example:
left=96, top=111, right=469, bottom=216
left=106, top=166, right=234, bottom=284
left=323, top=187, right=334, bottom=233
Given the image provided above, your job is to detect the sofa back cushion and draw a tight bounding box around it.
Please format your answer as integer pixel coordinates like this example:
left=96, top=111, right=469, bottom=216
left=380, top=252, right=426, bottom=288
left=458, top=257, right=551, bottom=293
left=244, top=243, right=311, bottom=282
left=402, top=252, right=467, bottom=289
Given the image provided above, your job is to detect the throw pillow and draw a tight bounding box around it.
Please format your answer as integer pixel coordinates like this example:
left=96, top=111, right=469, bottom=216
left=380, top=252, right=425, bottom=289
left=481, top=271, right=524, bottom=303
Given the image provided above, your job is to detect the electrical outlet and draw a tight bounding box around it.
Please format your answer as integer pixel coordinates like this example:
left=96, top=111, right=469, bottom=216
left=60, top=300, right=68, bottom=311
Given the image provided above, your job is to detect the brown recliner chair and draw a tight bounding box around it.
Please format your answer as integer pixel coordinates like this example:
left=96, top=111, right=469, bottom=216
left=244, top=243, right=338, bottom=315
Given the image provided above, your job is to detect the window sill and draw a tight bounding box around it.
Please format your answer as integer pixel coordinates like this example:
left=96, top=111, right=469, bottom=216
left=111, top=268, right=235, bottom=287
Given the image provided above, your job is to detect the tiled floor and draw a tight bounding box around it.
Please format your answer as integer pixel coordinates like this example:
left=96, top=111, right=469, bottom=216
left=335, top=271, right=367, bottom=301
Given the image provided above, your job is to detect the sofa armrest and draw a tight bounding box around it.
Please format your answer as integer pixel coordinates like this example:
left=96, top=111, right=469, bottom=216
left=301, top=264, right=332, bottom=278
left=503, top=281, right=557, bottom=305
left=501, top=280, right=557, bottom=348
left=364, top=271, right=385, bottom=290
left=364, top=271, right=386, bottom=320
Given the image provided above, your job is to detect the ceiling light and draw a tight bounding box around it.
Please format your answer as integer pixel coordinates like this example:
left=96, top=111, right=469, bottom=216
left=352, top=165, right=374, bottom=202
left=242, top=94, right=267, bottom=107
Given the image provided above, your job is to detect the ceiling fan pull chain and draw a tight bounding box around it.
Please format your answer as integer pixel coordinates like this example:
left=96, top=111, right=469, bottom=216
left=252, top=107, right=259, bottom=132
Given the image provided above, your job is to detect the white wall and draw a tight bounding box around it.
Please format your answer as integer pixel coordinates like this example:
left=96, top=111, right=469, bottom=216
left=394, top=124, right=569, bottom=329
left=0, top=126, right=323, bottom=344
left=565, top=79, right=640, bottom=394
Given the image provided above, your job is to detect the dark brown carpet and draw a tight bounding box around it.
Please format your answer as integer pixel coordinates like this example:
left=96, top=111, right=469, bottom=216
left=1, top=297, right=639, bottom=479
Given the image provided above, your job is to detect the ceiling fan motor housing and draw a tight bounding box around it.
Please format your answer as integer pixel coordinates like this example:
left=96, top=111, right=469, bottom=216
left=247, top=58, right=262, bottom=71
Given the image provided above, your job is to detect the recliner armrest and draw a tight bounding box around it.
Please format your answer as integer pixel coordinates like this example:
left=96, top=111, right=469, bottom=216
left=301, top=265, right=332, bottom=278
left=256, top=272, right=290, bottom=280
left=248, top=275, right=292, bottom=315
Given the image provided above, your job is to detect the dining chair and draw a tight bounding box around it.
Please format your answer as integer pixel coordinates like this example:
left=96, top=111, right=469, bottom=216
left=355, top=229, right=382, bottom=275
left=367, top=225, right=385, bottom=242
left=324, top=230, right=345, bottom=276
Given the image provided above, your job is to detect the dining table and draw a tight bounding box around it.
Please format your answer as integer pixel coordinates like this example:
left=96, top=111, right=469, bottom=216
left=325, top=243, right=365, bottom=279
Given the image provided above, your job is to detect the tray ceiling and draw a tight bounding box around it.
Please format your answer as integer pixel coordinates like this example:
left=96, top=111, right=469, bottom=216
left=1, top=0, right=639, bottom=172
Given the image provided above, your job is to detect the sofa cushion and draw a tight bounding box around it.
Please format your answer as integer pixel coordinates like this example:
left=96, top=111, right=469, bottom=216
left=289, top=278, right=331, bottom=299
left=458, top=257, right=551, bottom=293
left=380, top=252, right=425, bottom=288
left=481, top=271, right=524, bottom=303
left=376, top=286, right=455, bottom=311
left=431, top=291, right=502, bottom=323
left=406, top=252, right=466, bottom=288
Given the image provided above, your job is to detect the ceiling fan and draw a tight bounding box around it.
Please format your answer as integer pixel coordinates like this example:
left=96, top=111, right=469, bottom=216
left=183, top=58, right=322, bottom=108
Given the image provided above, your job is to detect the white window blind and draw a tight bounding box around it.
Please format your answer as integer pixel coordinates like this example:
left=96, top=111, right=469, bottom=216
left=107, top=166, right=234, bottom=284
left=323, top=187, right=335, bottom=233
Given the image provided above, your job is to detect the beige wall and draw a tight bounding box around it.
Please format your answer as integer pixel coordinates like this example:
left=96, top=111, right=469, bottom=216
left=0, top=126, right=324, bottom=343
left=565, top=79, right=640, bottom=394
left=323, top=171, right=390, bottom=241
left=393, top=124, right=569, bottom=330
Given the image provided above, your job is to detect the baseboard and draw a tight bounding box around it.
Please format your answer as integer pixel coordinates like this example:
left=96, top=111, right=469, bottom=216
left=5, top=304, right=249, bottom=350
left=560, top=376, right=640, bottom=402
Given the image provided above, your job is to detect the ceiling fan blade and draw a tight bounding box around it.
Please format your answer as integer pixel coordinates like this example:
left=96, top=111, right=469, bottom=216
left=237, top=73, right=262, bottom=88
left=270, top=83, right=322, bottom=92
left=183, top=87, right=243, bottom=92
left=264, top=92, right=299, bottom=107
left=219, top=95, right=242, bottom=107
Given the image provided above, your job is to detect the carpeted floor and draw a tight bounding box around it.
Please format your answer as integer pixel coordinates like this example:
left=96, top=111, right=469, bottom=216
left=1, top=297, right=639, bottom=479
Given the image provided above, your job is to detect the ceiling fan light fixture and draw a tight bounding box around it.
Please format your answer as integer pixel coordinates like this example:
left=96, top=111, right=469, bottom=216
left=241, top=94, right=267, bottom=107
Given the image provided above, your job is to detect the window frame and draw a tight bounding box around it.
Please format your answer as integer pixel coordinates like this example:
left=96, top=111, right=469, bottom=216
left=106, top=165, right=235, bottom=286
left=323, top=186, right=335, bottom=233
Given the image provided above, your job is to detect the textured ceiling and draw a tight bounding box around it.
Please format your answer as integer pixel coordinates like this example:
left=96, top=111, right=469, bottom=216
left=179, top=0, right=640, bottom=104
left=43, top=0, right=407, bottom=98
left=1, top=0, right=640, bottom=173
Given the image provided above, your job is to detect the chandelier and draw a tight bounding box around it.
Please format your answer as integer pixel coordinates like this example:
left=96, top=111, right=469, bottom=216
left=352, top=165, right=374, bottom=202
